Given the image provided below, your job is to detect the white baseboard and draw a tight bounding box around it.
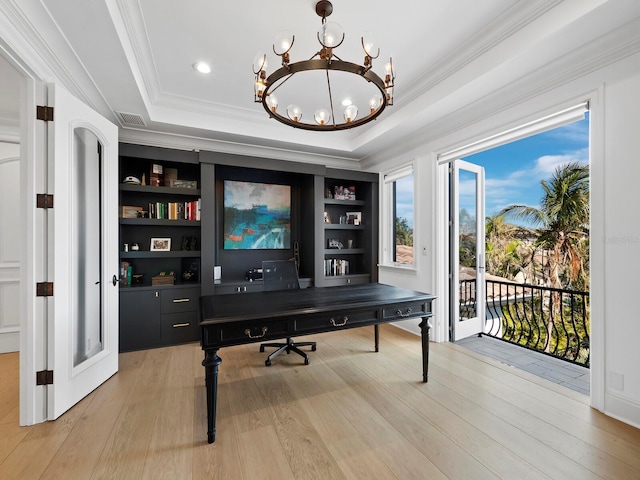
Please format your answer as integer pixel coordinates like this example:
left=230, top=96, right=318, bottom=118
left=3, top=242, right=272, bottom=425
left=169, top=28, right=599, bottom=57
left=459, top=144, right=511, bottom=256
left=0, top=330, right=19, bottom=353
left=604, top=392, right=640, bottom=430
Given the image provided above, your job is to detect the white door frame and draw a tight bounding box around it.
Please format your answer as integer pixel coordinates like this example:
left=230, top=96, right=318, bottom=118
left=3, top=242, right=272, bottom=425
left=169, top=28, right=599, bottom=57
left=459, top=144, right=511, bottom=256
left=1, top=50, right=120, bottom=424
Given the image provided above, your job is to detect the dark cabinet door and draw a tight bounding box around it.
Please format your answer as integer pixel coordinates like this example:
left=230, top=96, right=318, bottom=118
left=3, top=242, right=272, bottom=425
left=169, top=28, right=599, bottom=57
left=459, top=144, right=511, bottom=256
left=119, top=289, right=161, bottom=352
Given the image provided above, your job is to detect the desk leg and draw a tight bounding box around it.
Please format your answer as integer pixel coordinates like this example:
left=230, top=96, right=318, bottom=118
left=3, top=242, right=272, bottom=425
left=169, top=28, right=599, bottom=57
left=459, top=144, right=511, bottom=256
left=202, top=349, right=222, bottom=444
left=418, top=317, right=432, bottom=382
left=374, top=324, right=380, bottom=352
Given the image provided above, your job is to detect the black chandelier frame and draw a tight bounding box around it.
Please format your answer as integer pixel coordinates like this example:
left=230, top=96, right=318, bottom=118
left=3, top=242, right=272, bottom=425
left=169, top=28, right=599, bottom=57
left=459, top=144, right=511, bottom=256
left=253, top=0, right=394, bottom=132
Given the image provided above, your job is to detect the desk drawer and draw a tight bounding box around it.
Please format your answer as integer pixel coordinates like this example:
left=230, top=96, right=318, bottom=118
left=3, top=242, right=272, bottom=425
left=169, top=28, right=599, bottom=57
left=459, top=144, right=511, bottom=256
left=382, top=301, right=430, bottom=321
left=162, top=312, right=199, bottom=344
left=161, top=288, right=200, bottom=313
left=218, top=320, right=289, bottom=344
left=294, top=308, right=379, bottom=333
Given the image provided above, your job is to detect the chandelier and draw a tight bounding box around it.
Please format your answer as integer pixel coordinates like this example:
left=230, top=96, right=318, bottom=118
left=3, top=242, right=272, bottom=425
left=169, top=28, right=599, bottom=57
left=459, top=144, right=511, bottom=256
left=252, top=0, right=395, bottom=131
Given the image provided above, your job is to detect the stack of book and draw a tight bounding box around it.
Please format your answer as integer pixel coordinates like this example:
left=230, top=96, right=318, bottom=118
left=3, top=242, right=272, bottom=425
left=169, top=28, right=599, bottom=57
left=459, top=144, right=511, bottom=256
left=120, top=261, right=133, bottom=285
left=147, top=198, right=201, bottom=220
left=325, top=258, right=350, bottom=276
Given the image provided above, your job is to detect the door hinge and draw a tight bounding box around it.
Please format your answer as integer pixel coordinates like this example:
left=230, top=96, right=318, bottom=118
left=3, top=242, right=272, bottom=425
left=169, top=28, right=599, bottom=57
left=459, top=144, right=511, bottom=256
left=36, top=282, right=54, bottom=297
left=36, top=105, right=54, bottom=122
left=36, top=370, right=54, bottom=385
left=36, top=194, right=54, bottom=209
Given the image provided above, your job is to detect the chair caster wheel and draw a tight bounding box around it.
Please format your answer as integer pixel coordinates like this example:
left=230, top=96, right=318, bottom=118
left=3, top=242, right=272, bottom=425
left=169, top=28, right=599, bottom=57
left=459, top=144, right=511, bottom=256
left=260, top=346, right=265, bottom=352
left=304, top=358, right=310, bottom=365
left=265, top=359, right=272, bottom=366
left=311, top=345, right=317, bottom=351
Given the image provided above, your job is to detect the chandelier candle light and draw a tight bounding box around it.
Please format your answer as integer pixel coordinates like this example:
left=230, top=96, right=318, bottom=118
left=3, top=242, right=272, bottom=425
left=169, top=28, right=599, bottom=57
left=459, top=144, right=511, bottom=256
left=253, top=0, right=395, bottom=131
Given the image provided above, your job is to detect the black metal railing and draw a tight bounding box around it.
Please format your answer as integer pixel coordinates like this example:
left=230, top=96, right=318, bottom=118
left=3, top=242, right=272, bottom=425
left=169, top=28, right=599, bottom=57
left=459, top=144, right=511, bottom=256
left=459, top=279, right=590, bottom=367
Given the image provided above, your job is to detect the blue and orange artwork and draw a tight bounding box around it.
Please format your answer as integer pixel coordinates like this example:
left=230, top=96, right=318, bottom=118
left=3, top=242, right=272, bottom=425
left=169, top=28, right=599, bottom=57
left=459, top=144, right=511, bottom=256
left=223, top=180, right=291, bottom=249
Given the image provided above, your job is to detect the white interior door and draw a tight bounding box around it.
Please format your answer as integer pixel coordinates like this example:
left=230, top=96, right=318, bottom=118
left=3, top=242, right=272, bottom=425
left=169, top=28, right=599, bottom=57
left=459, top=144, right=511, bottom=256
left=452, top=160, right=486, bottom=341
left=47, top=83, right=119, bottom=419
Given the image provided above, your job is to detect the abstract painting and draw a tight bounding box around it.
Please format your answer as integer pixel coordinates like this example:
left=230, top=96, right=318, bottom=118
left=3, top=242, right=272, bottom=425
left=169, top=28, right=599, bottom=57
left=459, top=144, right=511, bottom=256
left=223, top=180, right=291, bottom=249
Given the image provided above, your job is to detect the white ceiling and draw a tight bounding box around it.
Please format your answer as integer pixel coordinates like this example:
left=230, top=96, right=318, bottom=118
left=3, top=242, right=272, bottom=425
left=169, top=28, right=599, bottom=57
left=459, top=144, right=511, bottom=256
left=2, top=0, right=640, bottom=165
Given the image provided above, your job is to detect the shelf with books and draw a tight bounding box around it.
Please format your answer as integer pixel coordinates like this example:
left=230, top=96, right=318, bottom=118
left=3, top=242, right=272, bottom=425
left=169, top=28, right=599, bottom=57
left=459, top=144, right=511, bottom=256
left=120, top=218, right=200, bottom=226
left=315, top=170, right=378, bottom=287
left=118, top=143, right=203, bottom=352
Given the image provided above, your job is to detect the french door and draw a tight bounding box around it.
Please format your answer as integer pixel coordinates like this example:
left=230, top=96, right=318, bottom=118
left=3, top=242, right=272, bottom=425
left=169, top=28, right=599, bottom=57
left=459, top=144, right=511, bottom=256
left=46, top=83, right=119, bottom=419
left=451, top=160, right=486, bottom=341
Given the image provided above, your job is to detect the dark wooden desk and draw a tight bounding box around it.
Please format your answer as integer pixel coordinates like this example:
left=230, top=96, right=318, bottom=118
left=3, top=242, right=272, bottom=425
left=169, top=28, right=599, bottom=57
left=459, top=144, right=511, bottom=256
left=200, top=283, right=436, bottom=443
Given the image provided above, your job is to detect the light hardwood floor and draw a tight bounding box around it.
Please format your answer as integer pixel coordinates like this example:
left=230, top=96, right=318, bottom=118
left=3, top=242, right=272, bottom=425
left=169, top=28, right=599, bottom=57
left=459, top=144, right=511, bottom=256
left=1, top=325, right=639, bottom=479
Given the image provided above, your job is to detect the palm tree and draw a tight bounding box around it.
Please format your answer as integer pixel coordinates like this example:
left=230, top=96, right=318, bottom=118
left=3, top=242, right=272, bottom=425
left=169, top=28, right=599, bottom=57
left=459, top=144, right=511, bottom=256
left=500, top=161, right=589, bottom=355
left=499, top=161, right=589, bottom=290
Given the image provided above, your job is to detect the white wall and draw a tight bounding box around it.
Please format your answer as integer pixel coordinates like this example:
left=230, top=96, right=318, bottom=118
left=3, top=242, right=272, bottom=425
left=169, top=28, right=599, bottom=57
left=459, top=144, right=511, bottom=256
left=0, top=141, right=20, bottom=353
left=600, top=71, right=640, bottom=426
left=374, top=52, right=640, bottom=428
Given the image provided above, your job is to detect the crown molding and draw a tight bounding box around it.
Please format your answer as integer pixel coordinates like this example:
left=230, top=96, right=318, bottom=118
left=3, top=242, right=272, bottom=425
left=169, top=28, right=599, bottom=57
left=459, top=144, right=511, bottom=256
left=111, top=0, right=161, bottom=104
left=361, top=15, right=640, bottom=170
left=1, top=0, right=118, bottom=125
left=397, top=0, right=564, bottom=107
left=118, top=127, right=362, bottom=170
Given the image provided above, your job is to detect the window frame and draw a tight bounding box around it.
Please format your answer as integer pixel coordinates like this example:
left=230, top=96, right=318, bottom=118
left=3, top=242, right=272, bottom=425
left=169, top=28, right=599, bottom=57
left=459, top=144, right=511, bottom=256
left=381, top=164, right=415, bottom=269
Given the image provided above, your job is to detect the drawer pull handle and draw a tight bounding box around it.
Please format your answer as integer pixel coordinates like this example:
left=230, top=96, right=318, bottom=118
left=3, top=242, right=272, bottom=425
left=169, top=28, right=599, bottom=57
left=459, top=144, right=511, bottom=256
left=396, top=308, right=412, bottom=318
left=173, top=298, right=190, bottom=303
left=330, top=316, right=348, bottom=327
left=244, top=327, right=268, bottom=339
left=173, top=322, right=190, bottom=328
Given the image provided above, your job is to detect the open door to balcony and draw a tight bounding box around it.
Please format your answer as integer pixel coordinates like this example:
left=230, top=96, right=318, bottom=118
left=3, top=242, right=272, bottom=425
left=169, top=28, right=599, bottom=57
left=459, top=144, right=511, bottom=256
left=451, top=160, right=486, bottom=341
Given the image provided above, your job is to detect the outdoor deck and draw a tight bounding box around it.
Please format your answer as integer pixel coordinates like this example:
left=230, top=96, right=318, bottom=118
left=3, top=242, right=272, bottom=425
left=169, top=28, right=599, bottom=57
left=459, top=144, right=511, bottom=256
left=456, top=334, right=590, bottom=395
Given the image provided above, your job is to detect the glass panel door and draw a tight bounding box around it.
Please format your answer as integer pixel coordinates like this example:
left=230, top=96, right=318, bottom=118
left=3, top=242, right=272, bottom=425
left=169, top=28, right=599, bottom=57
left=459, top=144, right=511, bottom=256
left=452, top=160, right=485, bottom=341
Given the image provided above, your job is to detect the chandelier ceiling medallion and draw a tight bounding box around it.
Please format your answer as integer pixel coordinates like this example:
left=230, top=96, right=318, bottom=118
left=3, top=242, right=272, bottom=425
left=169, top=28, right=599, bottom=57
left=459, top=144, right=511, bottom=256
left=253, top=0, right=395, bottom=131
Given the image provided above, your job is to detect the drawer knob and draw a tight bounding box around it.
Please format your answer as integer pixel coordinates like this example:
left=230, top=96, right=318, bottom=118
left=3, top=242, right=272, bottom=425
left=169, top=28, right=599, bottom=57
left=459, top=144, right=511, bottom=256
left=173, top=298, right=190, bottom=303
left=396, top=308, right=412, bottom=318
left=330, top=316, right=348, bottom=327
left=244, top=327, right=268, bottom=339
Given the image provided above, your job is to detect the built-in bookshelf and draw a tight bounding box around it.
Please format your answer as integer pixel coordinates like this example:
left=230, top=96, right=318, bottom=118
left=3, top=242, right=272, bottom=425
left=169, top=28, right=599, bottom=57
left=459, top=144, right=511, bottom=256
left=119, top=146, right=201, bottom=288
left=317, top=169, right=378, bottom=287
left=118, top=143, right=201, bottom=351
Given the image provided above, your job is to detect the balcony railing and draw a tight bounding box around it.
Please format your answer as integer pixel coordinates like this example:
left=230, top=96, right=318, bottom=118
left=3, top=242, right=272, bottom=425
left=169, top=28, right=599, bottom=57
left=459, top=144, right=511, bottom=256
left=460, top=279, right=590, bottom=367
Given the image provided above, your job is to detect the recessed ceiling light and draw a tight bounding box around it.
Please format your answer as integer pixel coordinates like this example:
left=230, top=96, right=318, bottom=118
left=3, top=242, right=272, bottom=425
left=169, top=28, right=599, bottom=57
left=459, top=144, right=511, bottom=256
left=341, top=98, right=352, bottom=107
left=193, top=62, right=211, bottom=74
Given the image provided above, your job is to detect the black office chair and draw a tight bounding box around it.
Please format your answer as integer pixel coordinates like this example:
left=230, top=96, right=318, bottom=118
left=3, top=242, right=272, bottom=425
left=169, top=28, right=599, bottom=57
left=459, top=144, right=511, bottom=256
left=259, top=260, right=317, bottom=366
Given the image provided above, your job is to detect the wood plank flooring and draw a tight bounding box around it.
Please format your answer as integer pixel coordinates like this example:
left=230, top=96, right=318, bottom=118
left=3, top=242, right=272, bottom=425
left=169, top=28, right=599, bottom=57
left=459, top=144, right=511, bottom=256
left=1, top=325, right=639, bottom=479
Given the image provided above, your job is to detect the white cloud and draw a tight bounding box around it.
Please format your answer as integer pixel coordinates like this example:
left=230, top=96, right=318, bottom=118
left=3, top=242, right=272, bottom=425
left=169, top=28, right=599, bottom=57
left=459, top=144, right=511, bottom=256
left=533, top=148, right=588, bottom=175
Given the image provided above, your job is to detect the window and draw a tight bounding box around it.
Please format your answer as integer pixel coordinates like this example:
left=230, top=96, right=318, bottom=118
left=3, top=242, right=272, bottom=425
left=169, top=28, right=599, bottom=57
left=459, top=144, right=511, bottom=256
left=383, top=166, right=414, bottom=266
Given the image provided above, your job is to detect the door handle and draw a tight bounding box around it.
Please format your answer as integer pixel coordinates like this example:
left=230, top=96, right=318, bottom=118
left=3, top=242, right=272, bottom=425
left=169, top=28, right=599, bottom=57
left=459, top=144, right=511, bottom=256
left=112, top=275, right=119, bottom=286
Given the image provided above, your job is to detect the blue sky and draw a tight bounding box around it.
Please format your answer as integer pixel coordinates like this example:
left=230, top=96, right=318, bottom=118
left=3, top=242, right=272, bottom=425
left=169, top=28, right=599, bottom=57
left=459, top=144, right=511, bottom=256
left=461, top=114, right=590, bottom=222
left=393, top=114, right=589, bottom=230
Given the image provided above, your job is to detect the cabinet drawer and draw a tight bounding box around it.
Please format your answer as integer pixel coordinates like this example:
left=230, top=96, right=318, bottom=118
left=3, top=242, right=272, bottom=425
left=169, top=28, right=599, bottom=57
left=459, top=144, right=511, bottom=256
left=294, top=308, right=378, bottom=333
left=382, top=301, right=430, bottom=322
left=161, top=288, right=200, bottom=313
left=218, top=320, right=289, bottom=345
left=162, top=312, right=200, bottom=344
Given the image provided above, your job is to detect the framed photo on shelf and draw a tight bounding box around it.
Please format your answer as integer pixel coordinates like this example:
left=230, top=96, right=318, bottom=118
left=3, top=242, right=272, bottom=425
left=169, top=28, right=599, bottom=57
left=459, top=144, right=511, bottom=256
left=328, top=238, right=343, bottom=249
left=324, top=210, right=331, bottom=223
left=150, top=237, right=171, bottom=252
left=346, top=211, right=362, bottom=225
left=121, top=205, right=143, bottom=218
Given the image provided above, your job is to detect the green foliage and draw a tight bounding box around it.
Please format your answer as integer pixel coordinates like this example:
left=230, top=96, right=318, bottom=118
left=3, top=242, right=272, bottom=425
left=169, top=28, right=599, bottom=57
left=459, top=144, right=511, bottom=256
left=395, top=217, right=413, bottom=246
left=499, top=162, right=590, bottom=291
